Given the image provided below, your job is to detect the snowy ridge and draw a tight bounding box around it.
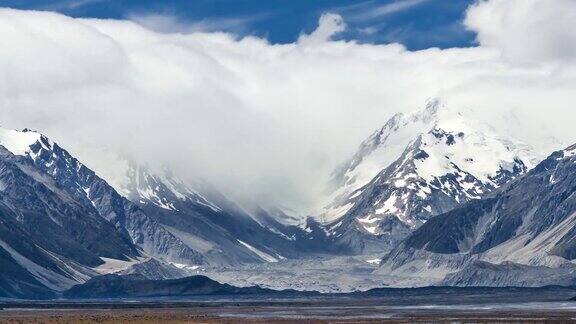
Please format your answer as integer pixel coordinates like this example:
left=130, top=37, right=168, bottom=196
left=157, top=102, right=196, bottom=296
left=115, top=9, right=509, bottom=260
left=0, top=126, right=319, bottom=270
left=0, top=128, right=48, bottom=156
left=0, top=125, right=207, bottom=266
left=323, top=99, right=440, bottom=221
left=237, top=240, right=280, bottom=263
left=318, top=99, right=539, bottom=253
left=124, top=163, right=221, bottom=212
left=377, top=145, right=576, bottom=287
left=0, top=127, right=54, bottom=161
left=561, top=143, right=576, bottom=158
left=322, top=99, right=538, bottom=224
left=48, top=146, right=222, bottom=214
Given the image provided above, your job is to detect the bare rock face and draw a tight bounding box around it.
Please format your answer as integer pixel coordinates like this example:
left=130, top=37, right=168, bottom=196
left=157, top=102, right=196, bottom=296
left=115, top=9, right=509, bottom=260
left=0, top=145, right=139, bottom=298
left=0, top=125, right=330, bottom=298
left=379, top=144, right=576, bottom=287
left=10, top=130, right=207, bottom=266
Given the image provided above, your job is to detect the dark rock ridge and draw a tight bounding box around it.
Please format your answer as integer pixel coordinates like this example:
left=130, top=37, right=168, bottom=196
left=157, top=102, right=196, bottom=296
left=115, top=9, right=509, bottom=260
left=63, top=274, right=312, bottom=299
left=379, top=144, right=576, bottom=287
left=25, top=134, right=206, bottom=265
left=0, top=145, right=143, bottom=298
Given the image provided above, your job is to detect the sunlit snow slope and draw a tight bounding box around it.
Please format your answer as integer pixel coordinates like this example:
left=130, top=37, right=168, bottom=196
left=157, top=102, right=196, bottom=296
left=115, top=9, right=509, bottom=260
left=320, top=99, right=540, bottom=253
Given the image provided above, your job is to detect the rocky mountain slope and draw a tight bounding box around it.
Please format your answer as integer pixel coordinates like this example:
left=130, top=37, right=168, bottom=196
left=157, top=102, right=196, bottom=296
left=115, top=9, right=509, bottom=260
left=1, top=105, right=571, bottom=297
left=0, top=128, right=206, bottom=266
left=377, top=144, right=576, bottom=287
left=0, top=131, right=147, bottom=297
left=99, top=159, right=327, bottom=265
left=320, top=99, right=539, bottom=253
left=0, top=125, right=328, bottom=297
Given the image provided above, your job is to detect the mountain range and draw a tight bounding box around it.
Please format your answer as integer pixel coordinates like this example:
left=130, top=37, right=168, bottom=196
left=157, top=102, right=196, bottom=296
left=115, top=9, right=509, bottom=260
left=1, top=98, right=575, bottom=298
left=0, top=126, right=326, bottom=297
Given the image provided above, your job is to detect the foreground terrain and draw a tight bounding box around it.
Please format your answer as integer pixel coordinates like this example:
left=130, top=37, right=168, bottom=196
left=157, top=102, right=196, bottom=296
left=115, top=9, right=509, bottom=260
left=3, top=307, right=576, bottom=323
left=3, top=287, right=576, bottom=323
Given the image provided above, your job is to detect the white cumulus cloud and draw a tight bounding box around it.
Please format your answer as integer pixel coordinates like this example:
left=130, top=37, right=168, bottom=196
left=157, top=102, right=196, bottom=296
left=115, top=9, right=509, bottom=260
left=0, top=1, right=575, bottom=213
left=465, top=0, right=576, bottom=63
left=298, top=13, right=346, bottom=45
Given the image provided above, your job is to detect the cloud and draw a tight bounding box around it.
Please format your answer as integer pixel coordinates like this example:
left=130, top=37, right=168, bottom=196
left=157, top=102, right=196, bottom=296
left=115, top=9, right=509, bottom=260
left=129, top=12, right=274, bottom=34
left=327, top=0, right=437, bottom=47
left=39, top=0, right=107, bottom=11
left=0, top=1, right=575, bottom=213
left=298, top=13, right=346, bottom=45
left=465, top=0, right=576, bottom=63
left=355, top=0, right=428, bottom=21
left=336, top=0, right=429, bottom=22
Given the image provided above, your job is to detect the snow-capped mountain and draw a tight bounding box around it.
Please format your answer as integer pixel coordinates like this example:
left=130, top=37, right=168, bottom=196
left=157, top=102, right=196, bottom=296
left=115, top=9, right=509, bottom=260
left=378, top=144, right=576, bottom=287
left=81, top=154, right=328, bottom=265
left=102, top=161, right=221, bottom=213
left=0, top=127, right=206, bottom=265
left=0, top=129, right=144, bottom=297
left=1, top=108, right=566, bottom=297
left=0, top=125, right=335, bottom=297
left=1, top=126, right=327, bottom=272
left=327, top=99, right=443, bottom=217
left=127, top=163, right=331, bottom=265
left=320, top=99, right=540, bottom=253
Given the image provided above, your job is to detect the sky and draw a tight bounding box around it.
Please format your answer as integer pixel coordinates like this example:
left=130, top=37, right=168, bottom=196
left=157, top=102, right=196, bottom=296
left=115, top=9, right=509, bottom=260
left=3, top=0, right=476, bottom=49
left=0, top=0, right=575, bottom=213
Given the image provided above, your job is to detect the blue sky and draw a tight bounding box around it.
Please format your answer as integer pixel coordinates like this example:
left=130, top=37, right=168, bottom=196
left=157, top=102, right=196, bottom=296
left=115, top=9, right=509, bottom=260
left=3, top=0, right=477, bottom=50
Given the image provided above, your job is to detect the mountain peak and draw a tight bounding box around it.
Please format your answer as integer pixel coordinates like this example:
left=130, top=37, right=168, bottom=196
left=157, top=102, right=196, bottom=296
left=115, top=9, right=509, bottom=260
left=324, top=99, right=459, bottom=217
left=420, top=97, right=443, bottom=121
left=0, top=126, right=42, bottom=156
left=320, top=99, right=539, bottom=233
left=411, top=98, right=463, bottom=129
left=562, top=143, right=576, bottom=158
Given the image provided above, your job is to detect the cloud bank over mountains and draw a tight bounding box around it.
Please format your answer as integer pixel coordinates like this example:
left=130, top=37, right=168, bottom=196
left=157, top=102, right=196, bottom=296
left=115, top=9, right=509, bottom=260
left=0, top=0, right=575, bottom=212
